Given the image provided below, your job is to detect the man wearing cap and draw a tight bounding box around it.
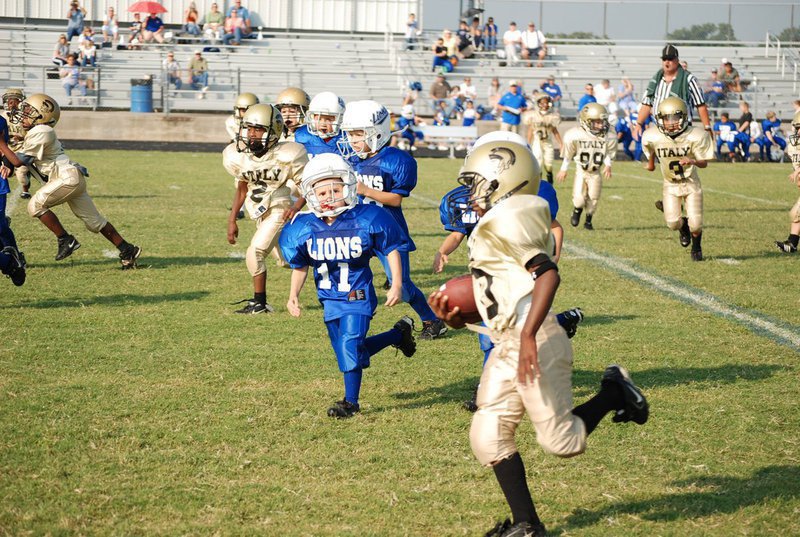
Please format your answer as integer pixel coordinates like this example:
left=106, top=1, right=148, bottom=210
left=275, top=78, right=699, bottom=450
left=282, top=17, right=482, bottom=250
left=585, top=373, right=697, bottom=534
left=163, top=52, right=182, bottom=91
left=521, top=22, right=547, bottom=68
left=719, top=61, right=742, bottom=93
left=497, top=81, right=527, bottom=133
left=429, top=74, right=452, bottom=117
left=540, top=75, right=563, bottom=110
left=703, top=68, right=726, bottom=108
left=189, top=50, right=209, bottom=97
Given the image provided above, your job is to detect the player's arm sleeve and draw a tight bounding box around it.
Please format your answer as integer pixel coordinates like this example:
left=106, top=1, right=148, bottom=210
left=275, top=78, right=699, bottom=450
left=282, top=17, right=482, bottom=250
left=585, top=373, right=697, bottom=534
left=694, top=128, right=716, bottom=160
left=606, top=136, right=618, bottom=161
left=371, top=208, right=403, bottom=257
left=561, top=131, right=576, bottom=161
left=19, top=128, right=54, bottom=162
left=222, top=145, right=242, bottom=179
left=283, top=143, right=309, bottom=183
left=278, top=221, right=312, bottom=269
left=388, top=155, right=417, bottom=196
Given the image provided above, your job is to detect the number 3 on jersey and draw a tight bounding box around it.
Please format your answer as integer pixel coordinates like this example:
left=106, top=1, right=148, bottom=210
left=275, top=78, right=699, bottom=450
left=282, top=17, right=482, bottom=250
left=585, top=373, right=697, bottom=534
left=318, top=262, right=351, bottom=292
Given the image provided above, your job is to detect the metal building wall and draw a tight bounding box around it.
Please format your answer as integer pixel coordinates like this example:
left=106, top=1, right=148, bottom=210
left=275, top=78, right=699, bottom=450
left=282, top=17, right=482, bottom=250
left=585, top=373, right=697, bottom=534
left=1, top=0, right=420, bottom=33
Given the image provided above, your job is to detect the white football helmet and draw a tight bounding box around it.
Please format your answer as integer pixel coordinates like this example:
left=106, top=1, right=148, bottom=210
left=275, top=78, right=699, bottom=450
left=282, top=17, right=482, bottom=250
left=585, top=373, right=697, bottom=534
left=307, top=91, right=345, bottom=138
left=401, top=104, right=415, bottom=120
left=301, top=153, right=359, bottom=217
left=338, top=100, right=392, bottom=159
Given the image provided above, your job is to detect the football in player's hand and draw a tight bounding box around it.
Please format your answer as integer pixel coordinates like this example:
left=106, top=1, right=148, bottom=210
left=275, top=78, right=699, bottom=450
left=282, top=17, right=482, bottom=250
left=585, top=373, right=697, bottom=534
left=440, top=274, right=482, bottom=324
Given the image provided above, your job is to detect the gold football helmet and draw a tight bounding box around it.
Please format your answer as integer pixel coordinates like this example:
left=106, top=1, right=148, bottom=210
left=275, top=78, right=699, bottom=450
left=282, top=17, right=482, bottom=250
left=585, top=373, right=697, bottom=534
left=275, top=87, right=310, bottom=128
left=233, top=92, right=259, bottom=120
left=534, top=92, right=553, bottom=113
left=790, top=109, right=800, bottom=147
left=579, top=102, right=609, bottom=136
left=17, top=93, right=60, bottom=129
left=2, top=88, right=25, bottom=112
left=655, top=96, right=689, bottom=137
left=457, top=140, right=541, bottom=212
left=238, top=103, right=283, bottom=154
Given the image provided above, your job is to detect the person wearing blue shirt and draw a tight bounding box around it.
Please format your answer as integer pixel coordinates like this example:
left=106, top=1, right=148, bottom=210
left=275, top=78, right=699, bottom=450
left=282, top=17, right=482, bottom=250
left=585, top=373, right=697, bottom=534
left=396, top=104, right=425, bottom=151
left=294, top=91, right=345, bottom=159
left=142, top=13, right=165, bottom=43
left=540, top=75, right=563, bottom=110
left=629, top=110, right=651, bottom=161
left=0, top=116, right=26, bottom=286
left=226, top=0, right=252, bottom=37
left=756, top=111, right=787, bottom=162
left=577, top=83, right=597, bottom=112
left=713, top=112, right=738, bottom=160
left=339, top=100, right=447, bottom=340
left=616, top=114, right=636, bottom=160
left=497, top=81, right=527, bottom=133
left=280, top=154, right=416, bottom=418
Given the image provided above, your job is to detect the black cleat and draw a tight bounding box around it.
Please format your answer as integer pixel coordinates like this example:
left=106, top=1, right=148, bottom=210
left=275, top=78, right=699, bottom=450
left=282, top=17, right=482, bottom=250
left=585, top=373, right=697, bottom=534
left=2, top=246, right=26, bottom=286
left=775, top=240, right=797, bottom=253
left=655, top=199, right=664, bottom=212
left=20, top=191, right=31, bottom=199
left=119, top=244, right=142, bottom=270
left=419, top=318, right=448, bottom=340
left=556, top=307, right=584, bottom=338
left=679, top=218, right=691, bottom=248
left=232, top=299, right=274, bottom=314
left=392, top=316, right=417, bottom=357
left=691, top=249, right=703, bottom=261
left=602, top=365, right=648, bottom=425
left=327, top=399, right=360, bottom=418
left=583, top=221, right=594, bottom=231
left=570, top=207, right=582, bottom=227
left=485, top=518, right=547, bottom=537
left=55, top=234, right=80, bottom=261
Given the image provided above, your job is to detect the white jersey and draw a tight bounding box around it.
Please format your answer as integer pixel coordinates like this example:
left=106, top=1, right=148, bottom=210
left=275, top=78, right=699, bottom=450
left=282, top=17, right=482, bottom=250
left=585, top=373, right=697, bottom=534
left=788, top=141, right=800, bottom=171
left=0, top=111, right=25, bottom=151
left=225, top=115, right=240, bottom=142
left=561, top=126, right=616, bottom=179
left=222, top=141, right=307, bottom=220
left=19, top=125, right=84, bottom=183
left=523, top=109, right=561, bottom=149
left=641, top=125, right=714, bottom=184
left=468, top=195, right=553, bottom=334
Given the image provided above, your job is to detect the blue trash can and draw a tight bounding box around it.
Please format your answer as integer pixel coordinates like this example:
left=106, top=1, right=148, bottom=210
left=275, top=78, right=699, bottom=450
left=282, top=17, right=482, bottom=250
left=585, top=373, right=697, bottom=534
left=130, top=78, right=153, bottom=113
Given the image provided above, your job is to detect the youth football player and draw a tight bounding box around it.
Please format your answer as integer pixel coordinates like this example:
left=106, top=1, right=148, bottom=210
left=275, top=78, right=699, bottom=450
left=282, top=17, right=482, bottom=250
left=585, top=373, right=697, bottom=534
left=776, top=110, right=800, bottom=253
left=0, top=112, right=26, bottom=285
left=557, top=102, right=617, bottom=230
left=293, top=91, right=345, bottom=159
left=1, top=88, right=31, bottom=198
left=523, top=92, right=562, bottom=183
left=642, top=97, right=715, bottom=261
left=279, top=153, right=416, bottom=418
left=225, top=92, right=259, bottom=143
left=14, top=94, right=141, bottom=268
left=339, top=99, right=447, bottom=340
left=428, top=140, right=648, bottom=537
left=755, top=111, right=787, bottom=162
left=224, top=103, right=307, bottom=314
left=275, top=87, right=310, bottom=142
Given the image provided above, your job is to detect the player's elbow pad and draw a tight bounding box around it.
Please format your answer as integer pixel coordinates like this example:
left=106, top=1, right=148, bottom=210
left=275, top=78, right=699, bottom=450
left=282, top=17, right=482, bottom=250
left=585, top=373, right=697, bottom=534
left=15, top=152, right=33, bottom=167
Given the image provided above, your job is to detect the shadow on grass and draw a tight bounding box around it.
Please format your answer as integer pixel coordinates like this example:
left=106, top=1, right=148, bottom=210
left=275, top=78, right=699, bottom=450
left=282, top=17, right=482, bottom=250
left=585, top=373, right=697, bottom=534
left=562, top=465, right=800, bottom=530
left=91, top=194, right=159, bottom=200
left=32, top=256, right=242, bottom=270
left=4, top=290, right=210, bottom=309
left=572, top=364, right=784, bottom=391
left=376, top=376, right=481, bottom=411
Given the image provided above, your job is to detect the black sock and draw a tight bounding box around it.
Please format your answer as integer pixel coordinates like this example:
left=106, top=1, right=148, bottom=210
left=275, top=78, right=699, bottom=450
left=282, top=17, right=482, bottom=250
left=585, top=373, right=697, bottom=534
left=789, top=234, right=799, bottom=248
left=585, top=214, right=593, bottom=223
left=117, top=240, right=131, bottom=252
left=57, top=232, right=68, bottom=240
left=691, top=231, right=702, bottom=251
left=680, top=217, right=689, bottom=234
left=492, top=452, right=540, bottom=526
left=572, top=384, right=623, bottom=435
left=254, top=292, right=266, bottom=306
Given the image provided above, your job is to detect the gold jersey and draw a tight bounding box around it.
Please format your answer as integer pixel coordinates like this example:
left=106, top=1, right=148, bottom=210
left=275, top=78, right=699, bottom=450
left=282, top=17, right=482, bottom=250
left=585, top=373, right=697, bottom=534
left=523, top=109, right=561, bottom=146
left=788, top=141, right=800, bottom=171
left=222, top=141, right=307, bottom=220
left=641, top=125, right=714, bottom=183
left=0, top=111, right=26, bottom=151
left=225, top=114, right=239, bottom=142
left=468, top=195, right=553, bottom=334
left=19, top=125, right=83, bottom=183
left=561, top=126, right=616, bottom=178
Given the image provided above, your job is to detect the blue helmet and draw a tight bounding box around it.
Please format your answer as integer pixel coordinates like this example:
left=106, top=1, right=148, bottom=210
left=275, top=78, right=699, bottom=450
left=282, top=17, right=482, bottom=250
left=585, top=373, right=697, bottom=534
left=409, top=81, right=423, bottom=91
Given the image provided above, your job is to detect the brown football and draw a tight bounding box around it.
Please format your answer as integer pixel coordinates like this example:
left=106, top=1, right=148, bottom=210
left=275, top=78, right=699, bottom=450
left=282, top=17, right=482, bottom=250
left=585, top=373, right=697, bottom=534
left=439, top=274, right=482, bottom=324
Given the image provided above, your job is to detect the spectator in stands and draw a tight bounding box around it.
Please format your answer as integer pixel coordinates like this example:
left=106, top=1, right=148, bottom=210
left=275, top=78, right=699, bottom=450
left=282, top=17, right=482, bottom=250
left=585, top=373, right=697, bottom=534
left=497, top=80, right=526, bottom=133
left=719, top=61, right=742, bottom=93
left=78, top=25, right=94, bottom=47
left=442, top=29, right=458, bottom=58
left=487, top=76, right=502, bottom=115
left=617, top=77, right=636, bottom=114
left=189, top=50, right=210, bottom=97
left=794, top=100, right=800, bottom=112
left=52, top=34, right=71, bottom=66
left=203, top=3, right=224, bottom=43
left=102, top=7, right=119, bottom=44
left=470, top=16, right=483, bottom=51
left=404, top=13, right=420, bottom=51
left=164, top=52, right=183, bottom=91
left=396, top=104, right=425, bottom=151
left=128, top=13, right=144, bottom=49
left=713, top=112, right=737, bottom=160
left=462, top=100, right=477, bottom=126
left=433, top=101, right=450, bottom=127
left=429, top=74, right=451, bottom=116
left=595, top=78, right=617, bottom=114
left=733, top=100, right=753, bottom=161
left=756, top=111, right=787, bottom=162
left=184, top=2, right=201, bottom=36
left=483, top=17, right=498, bottom=52
left=680, top=60, right=689, bottom=71
left=66, top=1, right=86, bottom=42
left=449, top=85, right=464, bottom=119
left=223, top=8, right=247, bottom=46
left=456, top=20, right=475, bottom=59
left=460, top=76, right=477, bottom=102
left=226, top=0, right=252, bottom=39
left=703, top=69, right=727, bottom=107
left=431, top=38, right=451, bottom=73
left=521, top=22, right=547, bottom=68
left=540, top=75, right=562, bottom=110
left=502, top=22, right=523, bottom=65
left=577, top=83, right=596, bottom=111
left=60, top=54, right=86, bottom=104
left=142, top=12, right=166, bottom=44
left=79, top=35, right=97, bottom=67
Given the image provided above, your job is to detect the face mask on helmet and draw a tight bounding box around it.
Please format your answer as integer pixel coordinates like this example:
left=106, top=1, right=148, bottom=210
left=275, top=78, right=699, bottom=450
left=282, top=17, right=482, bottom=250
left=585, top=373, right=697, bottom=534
left=237, top=104, right=283, bottom=154
left=16, top=94, right=60, bottom=130
left=444, top=184, right=479, bottom=229
left=301, top=154, right=358, bottom=217
left=537, top=96, right=552, bottom=113
left=307, top=93, right=345, bottom=138
left=580, top=105, right=609, bottom=136
left=655, top=98, right=689, bottom=137
left=278, top=104, right=305, bottom=128
left=337, top=102, right=391, bottom=159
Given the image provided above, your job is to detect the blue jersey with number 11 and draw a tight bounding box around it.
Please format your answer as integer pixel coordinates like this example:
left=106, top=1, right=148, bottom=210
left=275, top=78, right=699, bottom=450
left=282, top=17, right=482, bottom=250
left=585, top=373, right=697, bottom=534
left=279, top=204, right=403, bottom=321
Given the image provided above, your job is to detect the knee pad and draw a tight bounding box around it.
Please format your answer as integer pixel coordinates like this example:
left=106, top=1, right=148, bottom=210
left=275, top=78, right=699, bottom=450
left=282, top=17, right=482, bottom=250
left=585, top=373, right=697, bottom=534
left=27, top=194, right=47, bottom=218
left=469, top=411, right=519, bottom=466
left=246, top=245, right=266, bottom=276
left=82, top=216, right=107, bottom=233
left=535, top=415, right=587, bottom=458
left=666, top=218, right=681, bottom=231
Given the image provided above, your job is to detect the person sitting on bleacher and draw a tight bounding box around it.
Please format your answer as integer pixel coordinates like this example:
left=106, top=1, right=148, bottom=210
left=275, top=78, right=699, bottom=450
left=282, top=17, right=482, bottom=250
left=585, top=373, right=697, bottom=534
left=203, top=3, right=224, bottom=43
left=142, top=12, right=166, bottom=44
left=52, top=34, right=71, bottom=67
left=189, top=50, right=210, bottom=98
left=102, top=7, right=119, bottom=44
left=713, top=112, right=737, bottom=161
left=78, top=36, right=97, bottom=67
left=719, top=61, right=742, bottom=94
left=226, top=0, right=252, bottom=40
left=431, top=38, right=452, bottom=73
left=397, top=105, right=425, bottom=152
left=127, top=13, right=143, bottom=49
left=59, top=53, right=86, bottom=104
left=163, top=52, right=183, bottom=92
left=183, top=2, right=201, bottom=36
left=756, top=111, right=787, bottom=162
left=462, top=100, right=477, bottom=127
left=223, top=8, right=247, bottom=46
left=703, top=69, right=727, bottom=107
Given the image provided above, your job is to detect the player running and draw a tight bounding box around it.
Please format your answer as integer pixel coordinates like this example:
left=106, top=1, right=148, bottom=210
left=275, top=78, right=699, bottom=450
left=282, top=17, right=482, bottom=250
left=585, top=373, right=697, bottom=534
left=776, top=110, right=800, bottom=253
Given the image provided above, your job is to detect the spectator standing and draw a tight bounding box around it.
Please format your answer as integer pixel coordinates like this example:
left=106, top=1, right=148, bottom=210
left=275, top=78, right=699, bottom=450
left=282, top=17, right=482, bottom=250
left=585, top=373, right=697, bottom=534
left=52, top=34, right=71, bottom=66
left=429, top=74, right=452, bottom=116
left=404, top=13, right=420, bottom=51
left=521, top=22, right=547, bottom=68
left=60, top=54, right=86, bottom=104
left=470, top=16, right=483, bottom=51
left=460, top=76, right=477, bottom=101
left=719, top=61, right=742, bottom=93
left=189, top=50, right=210, bottom=97
left=540, top=75, right=562, bottom=109
left=203, top=3, right=224, bottom=43
left=142, top=13, right=165, bottom=44
left=577, top=83, right=597, bottom=111
left=595, top=79, right=617, bottom=114
left=431, top=38, right=451, bottom=73
left=184, top=2, right=201, bottom=36
left=487, top=76, right=502, bottom=115
left=734, top=101, right=753, bottom=160
left=502, top=22, right=523, bottom=65
left=79, top=36, right=97, bottom=67
left=66, top=1, right=86, bottom=42
left=163, top=52, right=183, bottom=91
left=617, top=77, right=636, bottom=113
left=223, top=8, right=247, bottom=45
left=483, top=17, right=498, bottom=52
left=102, top=7, right=119, bottom=44
left=497, top=80, right=527, bottom=133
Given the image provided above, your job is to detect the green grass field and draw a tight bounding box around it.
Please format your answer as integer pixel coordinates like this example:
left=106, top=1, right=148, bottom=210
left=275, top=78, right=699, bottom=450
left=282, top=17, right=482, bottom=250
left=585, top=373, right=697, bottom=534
left=1, top=151, right=798, bottom=536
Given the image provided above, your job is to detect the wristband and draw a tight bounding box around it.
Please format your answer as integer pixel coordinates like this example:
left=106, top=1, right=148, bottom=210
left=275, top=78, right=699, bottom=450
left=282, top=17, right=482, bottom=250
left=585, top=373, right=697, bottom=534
left=603, top=156, right=612, bottom=167
left=559, top=159, right=569, bottom=172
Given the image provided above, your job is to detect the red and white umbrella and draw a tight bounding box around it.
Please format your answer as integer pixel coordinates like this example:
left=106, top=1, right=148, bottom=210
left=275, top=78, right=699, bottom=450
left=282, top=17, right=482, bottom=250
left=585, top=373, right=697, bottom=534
left=128, top=1, right=167, bottom=14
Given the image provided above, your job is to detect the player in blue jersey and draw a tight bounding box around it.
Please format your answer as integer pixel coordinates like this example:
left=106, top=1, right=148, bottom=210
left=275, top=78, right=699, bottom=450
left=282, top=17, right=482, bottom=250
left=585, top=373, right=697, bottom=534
left=339, top=99, right=447, bottom=340
left=396, top=104, right=425, bottom=152
left=293, top=91, right=345, bottom=159
left=755, top=111, right=787, bottom=162
left=279, top=154, right=417, bottom=418
left=0, top=114, right=27, bottom=286
left=629, top=110, right=651, bottom=162
left=713, top=112, right=738, bottom=160
left=616, top=113, right=636, bottom=161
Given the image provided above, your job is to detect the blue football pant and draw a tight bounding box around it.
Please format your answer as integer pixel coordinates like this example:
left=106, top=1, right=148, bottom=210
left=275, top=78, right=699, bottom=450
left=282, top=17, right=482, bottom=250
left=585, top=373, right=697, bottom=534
left=0, top=194, right=18, bottom=250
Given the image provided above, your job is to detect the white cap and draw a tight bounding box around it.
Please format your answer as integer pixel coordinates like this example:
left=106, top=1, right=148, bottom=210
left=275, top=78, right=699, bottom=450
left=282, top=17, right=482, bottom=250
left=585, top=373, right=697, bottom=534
left=721, top=57, right=728, bottom=64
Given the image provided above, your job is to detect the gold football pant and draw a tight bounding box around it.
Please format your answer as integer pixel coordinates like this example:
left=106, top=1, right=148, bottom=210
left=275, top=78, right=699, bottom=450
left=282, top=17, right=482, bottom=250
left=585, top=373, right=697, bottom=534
left=469, top=312, right=587, bottom=466
left=572, top=171, right=602, bottom=215
left=246, top=205, right=288, bottom=277
left=532, top=140, right=554, bottom=174
left=790, top=195, right=800, bottom=223
left=500, top=123, right=520, bottom=134
left=663, top=180, right=703, bottom=233
left=27, top=167, right=107, bottom=233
